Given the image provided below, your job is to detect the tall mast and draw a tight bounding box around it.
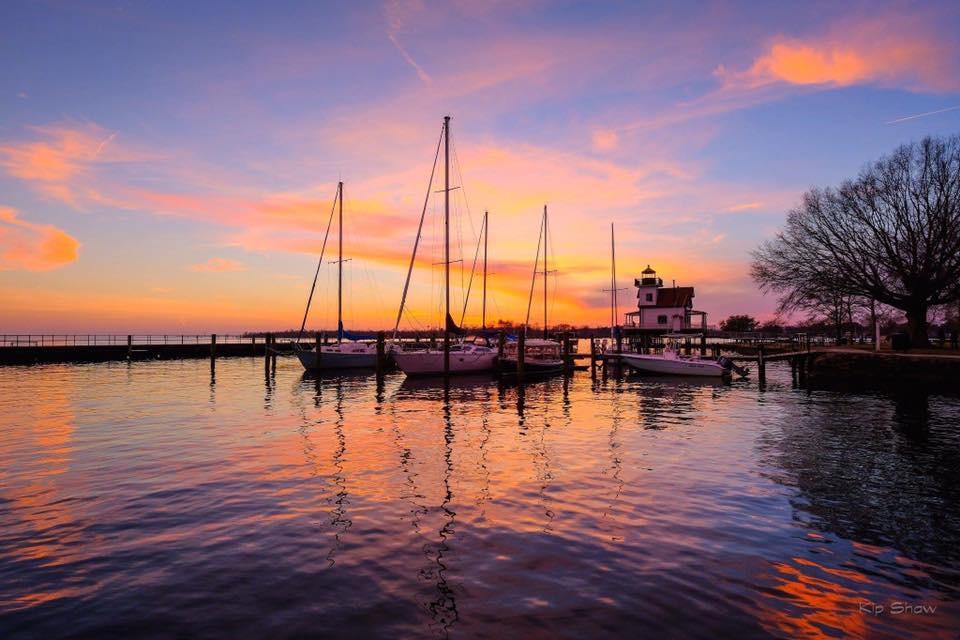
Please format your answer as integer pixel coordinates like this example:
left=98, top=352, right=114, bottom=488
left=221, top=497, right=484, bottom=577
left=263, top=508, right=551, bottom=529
left=543, top=204, right=548, bottom=340
left=337, top=181, right=343, bottom=343
left=443, top=116, right=451, bottom=375
left=482, top=210, right=488, bottom=331
left=610, top=222, right=616, bottom=341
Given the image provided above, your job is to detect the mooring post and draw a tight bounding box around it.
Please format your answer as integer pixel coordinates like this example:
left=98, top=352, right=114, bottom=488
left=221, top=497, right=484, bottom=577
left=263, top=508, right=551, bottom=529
left=127, top=334, right=132, bottom=360
left=757, top=342, right=766, bottom=383
left=684, top=336, right=691, bottom=356
left=517, top=331, right=526, bottom=378
left=271, top=335, right=277, bottom=376
left=497, top=332, right=506, bottom=360
left=210, top=333, right=217, bottom=372
left=315, top=331, right=322, bottom=369
left=700, top=334, right=707, bottom=357
left=264, top=333, right=272, bottom=377
left=616, top=331, right=623, bottom=355
left=251, top=334, right=256, bottom=356
left=562, top=332, right=571, bottom=374
left=590, top=338, right=597, bottom=377
left=376, top=331, right=386, bottom=374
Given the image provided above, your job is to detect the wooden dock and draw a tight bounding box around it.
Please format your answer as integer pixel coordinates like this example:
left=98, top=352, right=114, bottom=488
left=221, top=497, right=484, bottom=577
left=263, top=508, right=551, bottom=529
left=0, top=334, right=288, bottom=365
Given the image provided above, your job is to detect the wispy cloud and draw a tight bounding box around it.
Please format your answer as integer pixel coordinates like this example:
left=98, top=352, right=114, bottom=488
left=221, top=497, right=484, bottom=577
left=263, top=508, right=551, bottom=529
left=189, top=257, right=245, bottom=272
left=886, top=105, right=960, bottom=124
left=384, top=0, right=432, bottom=85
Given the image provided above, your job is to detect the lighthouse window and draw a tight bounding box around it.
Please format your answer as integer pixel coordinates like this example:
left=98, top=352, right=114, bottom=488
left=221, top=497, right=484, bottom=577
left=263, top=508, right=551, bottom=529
left=657, top=314, right=668, bottom=324
left=645, top=293, right=653, bottom=302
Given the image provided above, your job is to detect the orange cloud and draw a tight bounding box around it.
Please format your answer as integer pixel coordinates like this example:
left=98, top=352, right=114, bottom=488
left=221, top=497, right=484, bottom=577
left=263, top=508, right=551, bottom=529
left=189, top=257, right=245, bottom=272
left=719, top=14, right=959, bottom=92
left=0, top=207, right=80, bottom=271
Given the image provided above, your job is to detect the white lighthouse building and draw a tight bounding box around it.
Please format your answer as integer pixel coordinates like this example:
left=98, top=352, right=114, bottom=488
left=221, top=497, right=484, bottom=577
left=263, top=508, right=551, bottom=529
left=623, top=265, right=705, bottom=332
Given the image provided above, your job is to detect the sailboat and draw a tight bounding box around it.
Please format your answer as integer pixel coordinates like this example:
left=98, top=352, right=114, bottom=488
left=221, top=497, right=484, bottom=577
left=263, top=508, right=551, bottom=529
left=499, top=205, right=564, bottom=375
left=295, top=181, right=379, bottom=371
left=603, top=222, right=625, bottom=358
left=392, top=116, right=498, bottom=376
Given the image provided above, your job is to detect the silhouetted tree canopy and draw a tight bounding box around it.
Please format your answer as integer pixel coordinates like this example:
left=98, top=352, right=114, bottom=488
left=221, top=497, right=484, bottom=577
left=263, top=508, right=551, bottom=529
left=719, top=314, right=759, bottom=332
left=752, top=135, right=960, bottom=345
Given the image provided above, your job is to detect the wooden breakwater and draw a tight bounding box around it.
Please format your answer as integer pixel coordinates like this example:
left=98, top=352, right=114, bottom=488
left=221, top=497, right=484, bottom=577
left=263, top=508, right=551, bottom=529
left=799, top=350, right=960, bottom=390
left=0, top=335, right=292, bottom=365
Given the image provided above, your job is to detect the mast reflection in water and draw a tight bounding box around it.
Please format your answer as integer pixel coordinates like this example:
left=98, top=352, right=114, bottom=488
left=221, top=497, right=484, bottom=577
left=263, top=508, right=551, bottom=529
left=1, top=358, right=958, bottom=638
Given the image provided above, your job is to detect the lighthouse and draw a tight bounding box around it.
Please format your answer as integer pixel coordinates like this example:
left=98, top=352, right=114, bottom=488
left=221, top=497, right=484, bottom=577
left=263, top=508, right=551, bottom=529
left=623, top=265, right=704, bottom=333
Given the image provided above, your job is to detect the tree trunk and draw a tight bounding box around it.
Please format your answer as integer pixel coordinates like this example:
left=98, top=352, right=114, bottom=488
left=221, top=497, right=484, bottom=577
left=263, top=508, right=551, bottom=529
left=905, top=304, right=929, bottom=347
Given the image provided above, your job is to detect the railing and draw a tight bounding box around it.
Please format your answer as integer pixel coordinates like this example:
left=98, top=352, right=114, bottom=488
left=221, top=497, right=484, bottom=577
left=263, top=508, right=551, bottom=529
left=0, top=335, right=254, bottom=347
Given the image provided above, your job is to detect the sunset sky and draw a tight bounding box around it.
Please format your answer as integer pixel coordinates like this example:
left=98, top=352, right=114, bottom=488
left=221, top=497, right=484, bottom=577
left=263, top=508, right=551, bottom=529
left=2, top=1, right=960, bottom=333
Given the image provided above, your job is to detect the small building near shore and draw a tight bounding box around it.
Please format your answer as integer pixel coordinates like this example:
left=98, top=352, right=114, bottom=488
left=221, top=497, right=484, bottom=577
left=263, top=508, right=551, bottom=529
left=623, top=265, right=706, bottom=333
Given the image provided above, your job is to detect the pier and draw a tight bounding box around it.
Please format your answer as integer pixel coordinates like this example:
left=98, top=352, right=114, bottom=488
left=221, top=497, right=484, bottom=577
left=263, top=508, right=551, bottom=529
left=0, top=334, right=288, bottom=365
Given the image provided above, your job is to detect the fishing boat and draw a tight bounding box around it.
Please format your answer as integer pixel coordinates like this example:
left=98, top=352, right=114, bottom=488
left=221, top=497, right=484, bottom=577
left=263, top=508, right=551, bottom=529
left=294, top=181, right=378, bottom=371
left=498, top=205, right=564, bottom=374
left=500, top=338, right=565, bottom=375
left=392, top=116, right=497, bottom=376
left=619, top=335, right=748, bottom=378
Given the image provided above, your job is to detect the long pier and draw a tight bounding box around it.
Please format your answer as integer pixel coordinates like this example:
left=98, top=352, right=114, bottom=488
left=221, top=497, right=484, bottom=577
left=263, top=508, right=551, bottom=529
left=0, top=334, right=286, bottom=365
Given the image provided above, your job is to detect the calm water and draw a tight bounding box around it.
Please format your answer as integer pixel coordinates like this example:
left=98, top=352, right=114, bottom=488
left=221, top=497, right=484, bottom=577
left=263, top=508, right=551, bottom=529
left=1, top=357, right=959, bottom=639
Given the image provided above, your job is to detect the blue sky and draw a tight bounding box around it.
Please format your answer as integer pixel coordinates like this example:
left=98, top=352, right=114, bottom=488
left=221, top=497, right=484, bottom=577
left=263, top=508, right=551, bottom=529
left=1, top=1, right=959, bottom=331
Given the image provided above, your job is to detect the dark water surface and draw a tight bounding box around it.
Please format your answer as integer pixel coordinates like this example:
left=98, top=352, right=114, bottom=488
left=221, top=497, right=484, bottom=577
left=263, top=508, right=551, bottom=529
left=1, top=357, right=959, bottom=639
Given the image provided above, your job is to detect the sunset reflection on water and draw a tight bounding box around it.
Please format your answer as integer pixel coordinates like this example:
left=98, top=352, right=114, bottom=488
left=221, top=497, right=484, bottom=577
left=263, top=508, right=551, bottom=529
left=1, top=357, right=958, bottom=638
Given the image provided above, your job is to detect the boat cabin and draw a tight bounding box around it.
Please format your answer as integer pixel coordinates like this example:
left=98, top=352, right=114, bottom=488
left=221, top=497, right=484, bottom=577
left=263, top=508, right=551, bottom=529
left=503, top=338, right=562, bottom=360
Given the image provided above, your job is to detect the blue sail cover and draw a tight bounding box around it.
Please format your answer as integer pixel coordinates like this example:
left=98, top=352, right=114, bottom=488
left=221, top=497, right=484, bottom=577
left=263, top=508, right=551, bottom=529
left=342, top=330, right=376, bottom=341
left=339, top=322, right=376, bottom=341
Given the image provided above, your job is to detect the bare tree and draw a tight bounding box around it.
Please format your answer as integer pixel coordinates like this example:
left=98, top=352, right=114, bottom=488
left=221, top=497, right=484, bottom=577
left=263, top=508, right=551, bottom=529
left=752, top=135, right=960, bottom=345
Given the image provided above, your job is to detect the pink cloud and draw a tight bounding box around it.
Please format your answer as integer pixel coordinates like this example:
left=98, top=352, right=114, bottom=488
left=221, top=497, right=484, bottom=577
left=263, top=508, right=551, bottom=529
left=591, top=128, right=619, bottom=152
left=0, top=207, right=80, bottom=272
left=189, top=257, right=245, bottom=272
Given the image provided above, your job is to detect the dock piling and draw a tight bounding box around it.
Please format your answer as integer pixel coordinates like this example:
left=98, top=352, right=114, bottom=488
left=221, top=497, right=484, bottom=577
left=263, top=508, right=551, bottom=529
left=264, top=333, right=272, bottom=377
left=127, top=334, right=132, bottom=360
left=271, top=336, right=277, bottom=376
left=316, top=332, right=322, bottom=368
left=210, top=333, right=217, bottom=373
left=590, top=338, right=597, bottom=378
left=376, top=331, right=386, bottom=374
left=757, top=343, right=766, bottom=383
left=517, top=331, right=526, bottom=379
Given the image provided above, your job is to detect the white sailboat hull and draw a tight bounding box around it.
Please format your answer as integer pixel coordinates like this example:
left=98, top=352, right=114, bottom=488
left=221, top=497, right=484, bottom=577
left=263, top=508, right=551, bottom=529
left=394, top=349, right=497, bottom=376
left=296, top=345, right=378, bottom=371
left=620, top=353, right=727, bottom=377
